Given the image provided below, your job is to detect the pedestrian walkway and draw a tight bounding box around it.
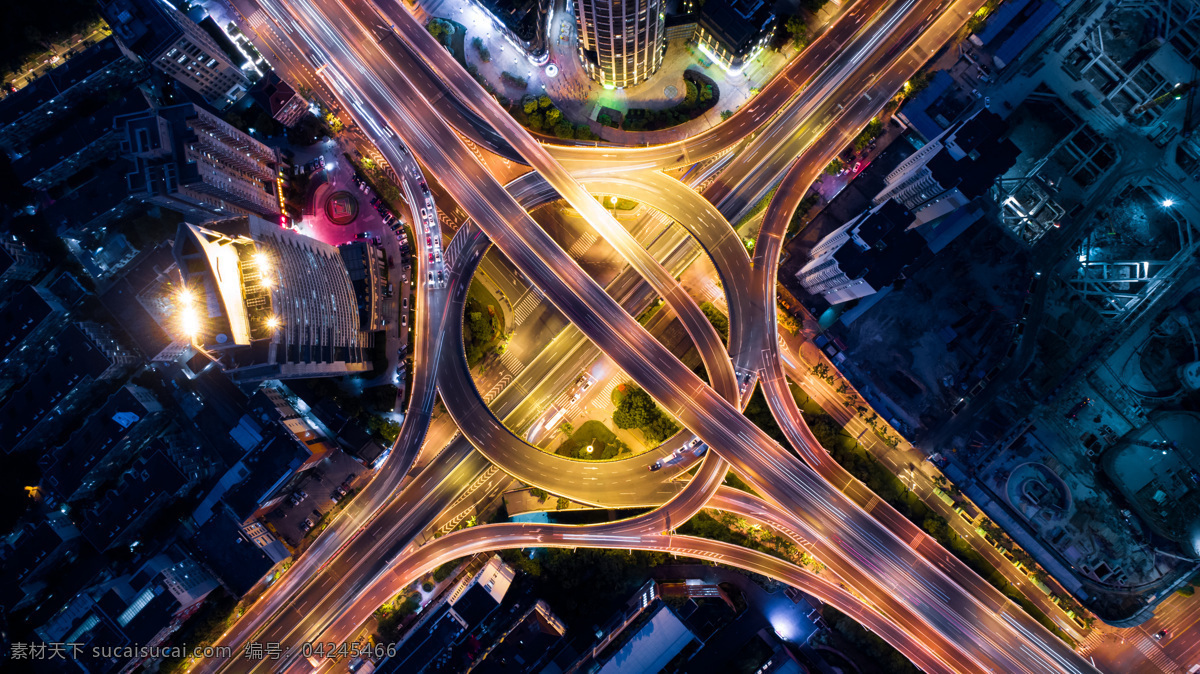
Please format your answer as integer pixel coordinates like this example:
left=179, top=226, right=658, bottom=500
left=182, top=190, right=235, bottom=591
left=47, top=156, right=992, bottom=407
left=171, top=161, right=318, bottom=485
left=444, top=226, right=470, bottom=269
left=596, top=378, right=625, bottom=410
left=1133, top=635, right=1181, bottom=673
left=499, top=350, right=526, bottom=376
left=567, top=231, right=597, bottom=257
left=511, top=289, right=543, bottom=325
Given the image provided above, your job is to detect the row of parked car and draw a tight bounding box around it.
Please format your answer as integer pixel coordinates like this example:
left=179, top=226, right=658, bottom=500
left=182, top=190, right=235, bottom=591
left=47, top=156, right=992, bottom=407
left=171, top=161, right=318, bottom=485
left=294, top=155, right=326, bottom=176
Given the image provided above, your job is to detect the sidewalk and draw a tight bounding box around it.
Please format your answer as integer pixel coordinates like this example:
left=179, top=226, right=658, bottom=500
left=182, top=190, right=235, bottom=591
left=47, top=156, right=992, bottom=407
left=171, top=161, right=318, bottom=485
left=418, top=0, right=805, bottom=145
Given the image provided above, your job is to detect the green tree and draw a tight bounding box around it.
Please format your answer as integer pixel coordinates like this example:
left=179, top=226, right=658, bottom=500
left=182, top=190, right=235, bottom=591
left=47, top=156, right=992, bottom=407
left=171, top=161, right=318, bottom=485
left=545, top=107, right=562, bottom=126
left=427, top=19, right=447, bottom=43
left=323, top=112, right=343, bottom=134
left=528, top=112, right=544, bottom=131
left=786, top=16, right=810, bottom=50
left=683, top=80, right=698, bottom=107
left=644, top=415, right=681, bottom=444
left=556, top=497, right=569, bottom=510
left=538, top=94, right=552, bottom=109
left=613, top=386, right=655, bottom=430
left=553, top=122, right=574, bottom=139
left=824, top=157, right=844, bottom=175
left=853, top=118, right=884, bottom=151
left=721, top=110, right=733, bottom=121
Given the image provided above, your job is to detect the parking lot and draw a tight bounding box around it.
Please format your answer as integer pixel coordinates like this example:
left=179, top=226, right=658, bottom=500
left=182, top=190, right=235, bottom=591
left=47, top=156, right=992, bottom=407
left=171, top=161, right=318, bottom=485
left=264, top=450, right=366, bottom=548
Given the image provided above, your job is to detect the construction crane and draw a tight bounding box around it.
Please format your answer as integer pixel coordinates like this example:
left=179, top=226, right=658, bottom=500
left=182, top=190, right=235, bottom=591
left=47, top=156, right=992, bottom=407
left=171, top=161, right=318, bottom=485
left=1130, top=79, right=1198, bottom=116
left=1130, top=66, right=1200, bottom=137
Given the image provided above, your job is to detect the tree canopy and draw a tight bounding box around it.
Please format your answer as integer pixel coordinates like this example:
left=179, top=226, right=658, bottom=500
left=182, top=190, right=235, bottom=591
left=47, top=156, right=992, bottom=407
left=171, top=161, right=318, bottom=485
left=612, top=384, right=680, bottom=444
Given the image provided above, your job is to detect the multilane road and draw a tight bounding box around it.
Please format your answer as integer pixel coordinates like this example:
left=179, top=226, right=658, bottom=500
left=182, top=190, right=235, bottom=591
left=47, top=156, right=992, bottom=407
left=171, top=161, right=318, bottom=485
left=210, top=0, right=1110, bottom=670
left=278, top=0, right=1097, bottom=670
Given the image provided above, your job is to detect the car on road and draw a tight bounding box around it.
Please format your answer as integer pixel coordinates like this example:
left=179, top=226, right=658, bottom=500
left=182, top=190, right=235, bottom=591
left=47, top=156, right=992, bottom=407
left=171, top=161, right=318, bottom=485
left=402, top=297, right=408, bottom=310
left=401, top=313, right=407, bottom=327
left=648, top=460, right=663, bottom=472
left=428, top=271, right=435, bottom=286
left=1155, top=629, right=1169, bottom=641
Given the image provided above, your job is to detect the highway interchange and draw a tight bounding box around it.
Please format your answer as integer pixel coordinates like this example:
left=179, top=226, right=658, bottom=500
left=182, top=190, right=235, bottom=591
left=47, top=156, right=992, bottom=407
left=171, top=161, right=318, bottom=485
left=198, top=0, right=1112, bottom=671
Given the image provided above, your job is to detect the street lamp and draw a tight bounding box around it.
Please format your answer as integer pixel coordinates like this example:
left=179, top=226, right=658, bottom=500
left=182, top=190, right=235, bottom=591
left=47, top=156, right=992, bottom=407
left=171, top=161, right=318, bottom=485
left=1162, top=198, right=1175, bottom=208
left=179, top=287, right=199, bottom=337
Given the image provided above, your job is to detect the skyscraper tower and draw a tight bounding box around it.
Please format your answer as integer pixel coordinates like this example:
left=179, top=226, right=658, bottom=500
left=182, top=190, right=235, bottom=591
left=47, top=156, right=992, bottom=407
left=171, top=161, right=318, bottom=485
left=575, top=0, right=665, bottom=88
left=173, top=216, right=374, bottom=382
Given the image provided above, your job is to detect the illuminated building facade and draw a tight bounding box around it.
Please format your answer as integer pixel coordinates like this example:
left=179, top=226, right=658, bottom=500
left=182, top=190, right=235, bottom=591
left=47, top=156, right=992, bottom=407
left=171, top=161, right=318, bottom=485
left=172, top=215, right=373, bottom=382
left=575, top=0, right=665, bottom=88
left=117, top=103, right=284, bottom=224
left=100, top=0, right=249, bottom=108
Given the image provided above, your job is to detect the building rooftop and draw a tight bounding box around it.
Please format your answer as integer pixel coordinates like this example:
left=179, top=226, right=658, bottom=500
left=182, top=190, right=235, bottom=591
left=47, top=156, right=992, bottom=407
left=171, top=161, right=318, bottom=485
left=80, top=450, right=186, bottom=551
left=0, top=285, right=61, bottom=362
left=831, top=200, right=925, bottom=289
left=472, top=601, right=568, bottom=674
left=221, top=424, right=313, bottom=522
left=596, top=603, right=696, bottom=674
left=40, top=385, right=164, bottom=502
left=248, top=72, right=301, bottom=120
left=697, top=0, right=775, bottom=56
left=0, top=323, right=120, bottom=453
left=98, top=241, right=178, bottom=358
left=11, top=88, right=150, bottom=187
left=0, top=37, right=132, bottom=130
left=898, top=71, right=956, bottom=140
left=42, top=159, right=138, bottom=231
left=187, top=504, right=279, bottom=597
left=47, top=272, right=90, bottom=307
left=925, top=111, right=1021, bottom=203
left=100, top=0, right=184, bottom=65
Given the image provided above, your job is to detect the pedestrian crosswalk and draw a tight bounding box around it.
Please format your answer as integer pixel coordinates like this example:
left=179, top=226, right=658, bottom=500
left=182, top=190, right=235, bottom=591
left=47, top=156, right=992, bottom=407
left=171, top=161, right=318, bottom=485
left=444, top=228, right=468, bottom=269
left=1076, top=629, right=1106, bottom=654
left=567, top=231, right=597, bottom=258
left=247, top=11, right=268, bottom=30
left=596, top=377, right=627, bottom=409
left=512, top=290, right=543, bottom=325
left=1133, top=635, right=1181, bottom=673
left=499, top=350, right=525, bottom=376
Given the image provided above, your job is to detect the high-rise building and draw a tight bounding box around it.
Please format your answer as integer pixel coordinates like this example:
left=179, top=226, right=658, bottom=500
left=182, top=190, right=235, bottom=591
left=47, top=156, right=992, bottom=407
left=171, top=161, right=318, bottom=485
left=695, top=0, right=776, bottom=72
left=0, top=240, right=47, bottom=282
left=116, top=103, right=284, bottom=223
left=874, top=109, right=1019, bottom=226
left=172, top=215, right=375, bottom=382
left=99, top=0, right=250, bottom=108
left=796, top=200, right=925, bottom=305
left=575, top=0, right=666, bottom=88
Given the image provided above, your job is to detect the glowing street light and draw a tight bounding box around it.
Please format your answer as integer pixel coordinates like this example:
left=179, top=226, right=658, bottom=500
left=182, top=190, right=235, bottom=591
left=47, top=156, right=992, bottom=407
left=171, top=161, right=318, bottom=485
left=181, top=307, right=199, bottom=337
left=1162, top=198, right=1175, bottom=208
left=178, top=287, right=199, bottom=337
left=267, top=316, right=280, bottom=330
